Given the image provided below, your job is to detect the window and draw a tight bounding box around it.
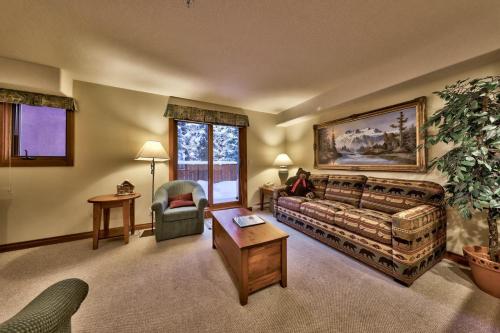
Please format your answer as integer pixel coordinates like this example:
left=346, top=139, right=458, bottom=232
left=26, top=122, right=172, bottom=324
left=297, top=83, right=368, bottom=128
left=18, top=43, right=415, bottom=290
left=1, top=102, right=74, bottom=166
left=169, top=119, right=247, bottom=208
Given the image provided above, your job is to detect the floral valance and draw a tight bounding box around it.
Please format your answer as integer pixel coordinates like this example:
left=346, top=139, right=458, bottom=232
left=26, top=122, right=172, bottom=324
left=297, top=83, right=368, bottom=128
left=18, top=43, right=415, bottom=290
left=164, top=103, right=249, bottom=127
left=0, top=88, right=77, bottom=111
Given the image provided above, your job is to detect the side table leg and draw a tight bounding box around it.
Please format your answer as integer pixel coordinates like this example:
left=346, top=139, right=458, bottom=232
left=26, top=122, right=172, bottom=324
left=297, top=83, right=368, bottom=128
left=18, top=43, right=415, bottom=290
left=130, top=199, right=136, bottom=235
left=92, top=204, right=102, bottom=250
left=260, top=189, right=264, bottom=211
left=123, top=200, right=130, bottom=244
left=103, top=208, right=110, bottom=237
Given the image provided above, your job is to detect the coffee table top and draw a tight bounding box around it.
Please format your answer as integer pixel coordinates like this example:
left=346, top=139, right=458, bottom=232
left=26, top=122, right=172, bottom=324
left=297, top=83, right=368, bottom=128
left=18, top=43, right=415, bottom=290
left=211, top=208, right=288, bottom=249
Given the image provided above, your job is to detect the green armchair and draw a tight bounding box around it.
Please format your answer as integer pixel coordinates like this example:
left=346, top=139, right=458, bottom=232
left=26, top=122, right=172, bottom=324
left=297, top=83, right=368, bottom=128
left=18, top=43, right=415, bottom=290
left=0, top=278, right=88, bottom=333
left=152, top=180, right=208, bottom=242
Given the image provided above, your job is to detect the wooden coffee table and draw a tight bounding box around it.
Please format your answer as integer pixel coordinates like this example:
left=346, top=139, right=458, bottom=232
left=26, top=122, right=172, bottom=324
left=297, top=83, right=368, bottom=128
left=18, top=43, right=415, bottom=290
left=211, top=208, right=289, bottom=305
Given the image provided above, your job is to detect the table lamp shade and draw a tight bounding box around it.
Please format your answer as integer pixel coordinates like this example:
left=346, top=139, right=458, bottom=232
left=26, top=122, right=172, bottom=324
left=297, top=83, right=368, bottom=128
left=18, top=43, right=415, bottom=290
left=273, top=153, right=293, bottom=167
left=135, top=141, right=169, bottom=161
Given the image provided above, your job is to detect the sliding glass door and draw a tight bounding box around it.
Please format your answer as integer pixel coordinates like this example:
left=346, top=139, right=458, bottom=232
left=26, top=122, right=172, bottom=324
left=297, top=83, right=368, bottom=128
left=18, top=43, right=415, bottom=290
left=174, top=121, right=243, bottom=207
left=176, top=121, right=209, bottom=196
left=213, top=125, right=240, bottom=204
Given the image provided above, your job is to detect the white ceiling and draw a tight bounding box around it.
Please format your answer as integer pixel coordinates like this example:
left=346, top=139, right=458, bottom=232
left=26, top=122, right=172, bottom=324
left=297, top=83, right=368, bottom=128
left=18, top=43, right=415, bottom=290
left=1, top=0, right=499, bottom=114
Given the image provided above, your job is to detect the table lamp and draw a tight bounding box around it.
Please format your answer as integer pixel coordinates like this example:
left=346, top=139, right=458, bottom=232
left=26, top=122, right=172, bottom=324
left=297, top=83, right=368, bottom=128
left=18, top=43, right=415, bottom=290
left=135, top=140, right=169, bottom=236
left=273, top=153, right=293, bottom=185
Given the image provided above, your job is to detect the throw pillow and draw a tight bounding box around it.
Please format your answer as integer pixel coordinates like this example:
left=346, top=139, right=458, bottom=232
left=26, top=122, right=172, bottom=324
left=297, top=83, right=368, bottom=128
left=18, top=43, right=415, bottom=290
left=168, top=192, right=193, bottom=204
left=169, top=200, right=195, bottom=209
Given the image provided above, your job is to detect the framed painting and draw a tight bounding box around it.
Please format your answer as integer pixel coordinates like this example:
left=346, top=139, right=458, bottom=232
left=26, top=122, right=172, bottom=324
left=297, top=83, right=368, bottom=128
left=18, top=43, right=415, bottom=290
left=313, top=97, right=427, bottom=172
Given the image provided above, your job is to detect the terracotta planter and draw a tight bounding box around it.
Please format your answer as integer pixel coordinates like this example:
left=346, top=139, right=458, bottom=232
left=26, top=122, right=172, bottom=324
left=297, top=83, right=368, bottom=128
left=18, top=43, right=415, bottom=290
left=463, top=245, right=500, bottom=298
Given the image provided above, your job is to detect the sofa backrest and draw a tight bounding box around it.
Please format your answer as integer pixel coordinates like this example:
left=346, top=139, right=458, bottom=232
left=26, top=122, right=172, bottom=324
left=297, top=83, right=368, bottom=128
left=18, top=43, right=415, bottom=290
left=324, top=175, right=367, bottom=207
left=360, top=177, right=445, bottom=214
left=309, top=174, right=329, bottom=199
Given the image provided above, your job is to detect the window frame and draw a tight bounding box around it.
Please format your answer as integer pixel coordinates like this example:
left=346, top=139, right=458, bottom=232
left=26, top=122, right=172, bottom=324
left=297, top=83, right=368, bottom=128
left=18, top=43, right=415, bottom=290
left=0, top=102, right=75, bottom=167
left=168, top=118, right=247, bottom=209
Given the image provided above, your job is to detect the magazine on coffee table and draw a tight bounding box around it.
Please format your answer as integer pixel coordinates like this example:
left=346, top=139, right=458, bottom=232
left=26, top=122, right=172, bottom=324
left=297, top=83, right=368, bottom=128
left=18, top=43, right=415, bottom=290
left=233, top=215, right=265, bottom=228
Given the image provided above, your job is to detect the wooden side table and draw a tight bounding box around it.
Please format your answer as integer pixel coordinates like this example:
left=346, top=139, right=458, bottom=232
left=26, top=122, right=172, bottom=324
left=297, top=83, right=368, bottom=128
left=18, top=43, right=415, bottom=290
left=260, top=185, right=285, bottom=211
left=87, top=193, right=141, bottom=249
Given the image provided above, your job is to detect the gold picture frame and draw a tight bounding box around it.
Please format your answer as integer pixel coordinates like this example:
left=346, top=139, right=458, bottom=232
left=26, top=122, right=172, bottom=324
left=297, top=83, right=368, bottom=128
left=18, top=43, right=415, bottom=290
left=313, top=97, right=427, bottom=173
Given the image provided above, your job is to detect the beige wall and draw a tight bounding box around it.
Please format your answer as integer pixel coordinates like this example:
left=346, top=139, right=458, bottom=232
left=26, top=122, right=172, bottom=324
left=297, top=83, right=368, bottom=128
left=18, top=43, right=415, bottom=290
left=284, top=55, right=500, bottom=255
left=0, top=81, right=285, bottom=244
left=0, top=57, right=71, bottom=96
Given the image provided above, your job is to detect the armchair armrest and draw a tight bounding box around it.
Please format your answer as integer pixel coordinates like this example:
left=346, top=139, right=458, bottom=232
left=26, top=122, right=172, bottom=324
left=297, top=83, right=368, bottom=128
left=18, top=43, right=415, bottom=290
left=0, top=278, right=88, bottom=333
left=192, top=186, right=208, bottom=213
left=152, top=187, right=168, bottom=223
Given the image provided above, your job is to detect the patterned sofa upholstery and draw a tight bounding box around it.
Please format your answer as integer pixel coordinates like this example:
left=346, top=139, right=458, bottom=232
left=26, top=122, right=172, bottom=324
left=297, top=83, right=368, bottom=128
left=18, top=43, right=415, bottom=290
left=273, top=174, right=446, bottom=285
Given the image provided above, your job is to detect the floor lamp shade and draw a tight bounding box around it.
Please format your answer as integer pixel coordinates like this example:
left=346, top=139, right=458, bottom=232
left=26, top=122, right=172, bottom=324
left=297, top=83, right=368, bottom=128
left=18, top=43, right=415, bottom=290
left=135, top=141, right=169, bottom=161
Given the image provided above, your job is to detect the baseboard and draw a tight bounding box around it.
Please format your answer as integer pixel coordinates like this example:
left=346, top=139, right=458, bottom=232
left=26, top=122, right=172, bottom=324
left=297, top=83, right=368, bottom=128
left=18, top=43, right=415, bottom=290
left=0, top=223, right=150, bottom=253
left=444, top=251, right=468, bottom=266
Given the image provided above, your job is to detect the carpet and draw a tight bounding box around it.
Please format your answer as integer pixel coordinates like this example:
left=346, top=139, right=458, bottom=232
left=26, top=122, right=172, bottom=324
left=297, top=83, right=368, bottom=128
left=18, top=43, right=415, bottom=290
left=0, top=212, right=499, bottom=333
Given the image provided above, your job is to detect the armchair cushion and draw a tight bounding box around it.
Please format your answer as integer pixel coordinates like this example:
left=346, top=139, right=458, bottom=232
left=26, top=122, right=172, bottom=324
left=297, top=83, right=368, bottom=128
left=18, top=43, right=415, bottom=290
left=163, top=206, right=198, bottom=222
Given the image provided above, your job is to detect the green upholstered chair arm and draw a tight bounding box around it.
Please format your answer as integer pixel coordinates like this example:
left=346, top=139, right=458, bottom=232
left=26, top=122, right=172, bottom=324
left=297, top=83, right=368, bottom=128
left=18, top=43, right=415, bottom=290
left=0, top=278, right=88, bottom=333
left=192, top=185, right=208, bottom=214
left=152, top=186, right=168, bottom=223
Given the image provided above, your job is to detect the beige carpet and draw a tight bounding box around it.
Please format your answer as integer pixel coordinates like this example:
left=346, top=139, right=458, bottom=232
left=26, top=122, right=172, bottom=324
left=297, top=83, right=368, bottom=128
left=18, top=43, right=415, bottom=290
left=1, top=212, right=499, bottom=333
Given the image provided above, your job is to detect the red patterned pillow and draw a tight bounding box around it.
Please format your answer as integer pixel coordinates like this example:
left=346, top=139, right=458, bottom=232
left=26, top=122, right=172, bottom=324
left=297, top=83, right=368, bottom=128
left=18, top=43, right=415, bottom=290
left=169, top=200, right=195, bottom=209
left=168, top=193, right=193, bottom=204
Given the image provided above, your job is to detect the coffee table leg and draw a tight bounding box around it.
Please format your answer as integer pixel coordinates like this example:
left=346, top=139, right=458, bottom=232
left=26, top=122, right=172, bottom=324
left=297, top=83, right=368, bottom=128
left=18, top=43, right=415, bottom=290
left=280, top=238, right=287, bottom=288
left=92, top=204, right=102, bottom=250
left=239, top=249, right=249, bottom=305
left=123, top=200, right=130, bottom=244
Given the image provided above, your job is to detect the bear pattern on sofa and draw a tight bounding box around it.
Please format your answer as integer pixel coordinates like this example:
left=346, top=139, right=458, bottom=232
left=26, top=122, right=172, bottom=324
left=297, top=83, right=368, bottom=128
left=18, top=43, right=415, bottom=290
left=273, top=174, right=447, bottom=285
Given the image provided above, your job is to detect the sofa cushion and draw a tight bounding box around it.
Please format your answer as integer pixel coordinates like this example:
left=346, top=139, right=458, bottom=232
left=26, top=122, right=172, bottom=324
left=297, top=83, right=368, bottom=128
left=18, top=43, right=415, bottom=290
left=299, top=201, right=336, bottom=224
left=163, top=206, right=198, bottom=222
left=309, top=174, right=329, bottom=199
left=300, top=200, right=356, bottom=224
left=334, top=208, right=393, bottom=245
left=313, top=199, right=356, bottom=211
left=324, top=175, right=367, bottom=207
left=360, top=177, right=445, bottom=214
left=277, top=196, right=306, bottom=212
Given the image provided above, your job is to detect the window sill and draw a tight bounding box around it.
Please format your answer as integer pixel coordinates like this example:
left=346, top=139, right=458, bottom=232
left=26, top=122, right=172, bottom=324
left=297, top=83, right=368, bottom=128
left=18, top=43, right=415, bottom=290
left=0, top=158, right=74, bottom=167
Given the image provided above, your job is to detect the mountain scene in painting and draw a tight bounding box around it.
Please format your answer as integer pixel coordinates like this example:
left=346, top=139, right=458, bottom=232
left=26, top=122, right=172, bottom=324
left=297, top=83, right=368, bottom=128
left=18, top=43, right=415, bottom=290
left=318, top=107, right=417, bottom=165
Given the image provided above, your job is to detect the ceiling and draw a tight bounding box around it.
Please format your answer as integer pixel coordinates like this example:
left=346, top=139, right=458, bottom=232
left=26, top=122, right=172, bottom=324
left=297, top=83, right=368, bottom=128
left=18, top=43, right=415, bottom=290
left=1, top=0, right=499, bottom=114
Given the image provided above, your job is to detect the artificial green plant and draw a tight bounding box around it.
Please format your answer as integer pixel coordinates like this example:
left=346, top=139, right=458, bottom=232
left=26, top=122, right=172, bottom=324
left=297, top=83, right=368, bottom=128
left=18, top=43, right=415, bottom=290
left=423, top=76, right=499, bottom=263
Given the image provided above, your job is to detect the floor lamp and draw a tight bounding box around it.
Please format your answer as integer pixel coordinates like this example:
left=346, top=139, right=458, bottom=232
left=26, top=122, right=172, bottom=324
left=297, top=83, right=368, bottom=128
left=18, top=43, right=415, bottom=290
left=135, top=140, right=169, bottom=237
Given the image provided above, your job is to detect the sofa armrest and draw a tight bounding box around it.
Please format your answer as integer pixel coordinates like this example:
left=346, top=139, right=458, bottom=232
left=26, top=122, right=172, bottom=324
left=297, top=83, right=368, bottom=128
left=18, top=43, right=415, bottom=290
left=391, top=204, right=447, bottom=264
left=192, top=186, right=208, bottom=215
left=392, top=205, right=445, bottom=231
left=152, top=187, right=168, bottom=223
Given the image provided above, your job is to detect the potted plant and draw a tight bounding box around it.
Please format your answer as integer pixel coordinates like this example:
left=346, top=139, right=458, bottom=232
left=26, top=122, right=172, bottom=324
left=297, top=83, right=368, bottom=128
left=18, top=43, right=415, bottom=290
left=423, top=76, right=499, bottom=298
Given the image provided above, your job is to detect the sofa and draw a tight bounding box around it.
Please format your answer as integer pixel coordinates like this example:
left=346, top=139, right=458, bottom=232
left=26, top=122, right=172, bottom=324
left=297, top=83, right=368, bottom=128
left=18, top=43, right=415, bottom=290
left=273, top=174, right=447, bottom=285
left=152, top=180, right=208, bottom=242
